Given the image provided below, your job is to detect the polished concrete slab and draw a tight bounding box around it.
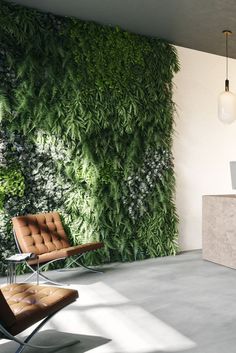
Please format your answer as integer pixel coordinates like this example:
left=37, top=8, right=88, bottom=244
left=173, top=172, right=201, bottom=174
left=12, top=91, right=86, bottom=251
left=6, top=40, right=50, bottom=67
left=1, top=250, right=236, bottom=353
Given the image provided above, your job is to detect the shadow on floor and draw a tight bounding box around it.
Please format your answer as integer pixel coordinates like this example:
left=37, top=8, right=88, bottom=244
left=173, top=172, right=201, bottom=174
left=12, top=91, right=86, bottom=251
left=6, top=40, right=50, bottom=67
left=0, top=329, right=111, bottom=353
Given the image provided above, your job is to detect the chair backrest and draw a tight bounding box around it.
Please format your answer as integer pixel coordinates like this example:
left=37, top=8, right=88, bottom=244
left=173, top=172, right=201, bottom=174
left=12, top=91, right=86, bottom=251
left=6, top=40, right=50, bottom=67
left=0, top=290, right=16, bottom=328
left=12, top=212, right=70, bottom=255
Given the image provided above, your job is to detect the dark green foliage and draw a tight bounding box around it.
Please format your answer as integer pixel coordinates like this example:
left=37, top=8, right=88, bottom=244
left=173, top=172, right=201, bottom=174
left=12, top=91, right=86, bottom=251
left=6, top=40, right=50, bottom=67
left=0, top=0, right=179, bottom=274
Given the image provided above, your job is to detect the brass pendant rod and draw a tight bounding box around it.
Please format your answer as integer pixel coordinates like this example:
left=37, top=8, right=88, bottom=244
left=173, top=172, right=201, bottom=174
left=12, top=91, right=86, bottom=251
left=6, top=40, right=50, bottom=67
left=222, top=30, right=232, bottom=91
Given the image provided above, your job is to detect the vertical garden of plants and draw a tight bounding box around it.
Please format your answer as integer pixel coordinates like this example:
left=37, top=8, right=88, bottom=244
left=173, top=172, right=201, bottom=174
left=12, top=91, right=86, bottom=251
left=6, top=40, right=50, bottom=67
left=0, top=0, right=179, bottom=274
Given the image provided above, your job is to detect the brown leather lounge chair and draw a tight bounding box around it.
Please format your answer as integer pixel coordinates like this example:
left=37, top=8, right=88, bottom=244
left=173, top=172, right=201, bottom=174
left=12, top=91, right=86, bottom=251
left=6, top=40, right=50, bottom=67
left=0, top=283, right=79, bottom=353
left=12, top=212, right=104, bottom=285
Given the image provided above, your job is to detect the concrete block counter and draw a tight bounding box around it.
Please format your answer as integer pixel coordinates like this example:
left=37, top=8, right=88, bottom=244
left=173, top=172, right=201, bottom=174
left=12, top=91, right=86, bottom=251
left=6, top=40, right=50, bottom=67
left=202, top=195, right=236, bottom=269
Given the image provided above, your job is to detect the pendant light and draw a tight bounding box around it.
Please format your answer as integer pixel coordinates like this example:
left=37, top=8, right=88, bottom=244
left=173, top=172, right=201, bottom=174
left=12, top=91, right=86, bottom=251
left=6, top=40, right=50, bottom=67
left=218, top=30, right=236, bottom=124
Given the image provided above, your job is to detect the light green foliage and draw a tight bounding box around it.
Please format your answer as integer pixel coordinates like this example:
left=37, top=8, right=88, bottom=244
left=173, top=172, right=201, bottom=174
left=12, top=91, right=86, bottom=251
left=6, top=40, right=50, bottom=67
left=0, top=0, right=180, bottom=274
left=0, top=167, right=25, bottom=209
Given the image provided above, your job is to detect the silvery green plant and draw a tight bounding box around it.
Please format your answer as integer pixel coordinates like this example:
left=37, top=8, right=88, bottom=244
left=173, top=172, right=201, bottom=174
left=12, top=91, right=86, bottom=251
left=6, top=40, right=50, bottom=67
left=123, top=147, right=173, bottom=220
left=35, top=131, right=72, bottom=164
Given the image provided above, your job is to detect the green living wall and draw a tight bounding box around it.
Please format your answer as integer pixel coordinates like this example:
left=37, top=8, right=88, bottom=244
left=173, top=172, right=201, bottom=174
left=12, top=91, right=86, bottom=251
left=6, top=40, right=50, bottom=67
left=0, top=1, right=179, bottom=274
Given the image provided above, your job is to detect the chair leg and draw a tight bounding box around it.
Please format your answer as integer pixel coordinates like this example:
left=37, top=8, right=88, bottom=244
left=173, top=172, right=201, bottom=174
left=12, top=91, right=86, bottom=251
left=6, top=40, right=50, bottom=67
left=74, top=257, right=103, bottom=274
left=58, top=254, right=103, bottom=274
left=23, top=255, right=102, bottom=286
left=0, top=311, right=79, bottom=353
left=24, top=260, right=68, bottom=286
left=36, top=272, right=69, bottom=287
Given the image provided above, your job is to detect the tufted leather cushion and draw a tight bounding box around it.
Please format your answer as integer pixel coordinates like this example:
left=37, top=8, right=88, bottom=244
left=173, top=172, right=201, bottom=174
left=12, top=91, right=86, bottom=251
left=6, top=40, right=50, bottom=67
left=12, top=212, right=70, bottom=255
left=28, top=242, right=104, bottom=265
left=0, top=283, right=78, bottom=336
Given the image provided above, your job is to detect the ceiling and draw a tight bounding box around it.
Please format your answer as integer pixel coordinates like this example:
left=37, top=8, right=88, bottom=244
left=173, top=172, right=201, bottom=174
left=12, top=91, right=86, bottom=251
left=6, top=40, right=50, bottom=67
left=5, top=0, right=236, bottom=59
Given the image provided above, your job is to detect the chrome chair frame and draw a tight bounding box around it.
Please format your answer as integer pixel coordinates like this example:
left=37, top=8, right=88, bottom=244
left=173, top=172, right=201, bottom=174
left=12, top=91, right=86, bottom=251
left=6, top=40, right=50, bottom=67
left=13, top=230, right=102, bottom=286
left=0, top=309, right=79, bottom=353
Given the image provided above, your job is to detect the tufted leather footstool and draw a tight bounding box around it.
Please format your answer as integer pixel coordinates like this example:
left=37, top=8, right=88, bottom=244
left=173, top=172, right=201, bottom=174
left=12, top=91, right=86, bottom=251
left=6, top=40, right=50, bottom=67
left=0, top=283, right=78, bottom=336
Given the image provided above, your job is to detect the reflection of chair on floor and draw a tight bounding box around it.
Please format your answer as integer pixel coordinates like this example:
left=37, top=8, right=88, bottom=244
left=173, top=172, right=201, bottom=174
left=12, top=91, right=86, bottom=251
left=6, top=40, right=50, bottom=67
left=0, top=283, right=79, bottom=353
left=12, top=212, right=104, bottom=285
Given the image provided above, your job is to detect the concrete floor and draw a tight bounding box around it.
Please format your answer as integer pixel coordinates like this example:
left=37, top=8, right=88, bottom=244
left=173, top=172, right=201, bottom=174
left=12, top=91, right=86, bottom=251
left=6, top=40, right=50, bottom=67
left=1, top=250, right=236, bottom=353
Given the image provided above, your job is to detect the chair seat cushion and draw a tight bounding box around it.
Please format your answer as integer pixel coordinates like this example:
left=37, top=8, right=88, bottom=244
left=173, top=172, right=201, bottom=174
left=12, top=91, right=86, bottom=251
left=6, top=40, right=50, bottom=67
left=28, top=241, right=104, bottom=265
left=1, top=283, right=78, bottom=336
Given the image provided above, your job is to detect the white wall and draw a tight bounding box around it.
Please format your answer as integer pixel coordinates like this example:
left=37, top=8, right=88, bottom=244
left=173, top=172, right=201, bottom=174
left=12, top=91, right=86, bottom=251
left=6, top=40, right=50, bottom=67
left=173, top=46, right=236, bottom=251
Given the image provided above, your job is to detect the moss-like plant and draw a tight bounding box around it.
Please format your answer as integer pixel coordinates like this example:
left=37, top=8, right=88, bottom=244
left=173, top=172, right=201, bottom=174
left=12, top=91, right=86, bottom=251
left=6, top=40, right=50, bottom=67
left=0, top=167, right=25, bottom=209
left=0, top=0, right=179, bottom=274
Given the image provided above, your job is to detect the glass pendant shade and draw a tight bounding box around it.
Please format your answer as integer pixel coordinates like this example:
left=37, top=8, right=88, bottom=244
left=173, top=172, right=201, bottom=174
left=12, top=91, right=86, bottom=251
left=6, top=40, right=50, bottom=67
left=218, top=89, right=236, bottom=124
